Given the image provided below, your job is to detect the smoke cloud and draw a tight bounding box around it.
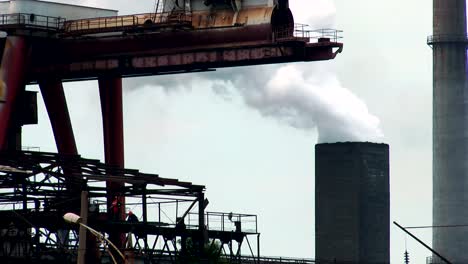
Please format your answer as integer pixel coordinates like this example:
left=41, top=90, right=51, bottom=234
left=125, top=62, right=384, bottom=144
left=108, top=0, right=384, bottom=143
left=206, top=65, right=384, bottom=143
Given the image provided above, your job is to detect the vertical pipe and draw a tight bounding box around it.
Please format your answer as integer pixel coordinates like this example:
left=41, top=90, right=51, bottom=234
left=198, top=192, right=206, bottom=256
left=142, top=187, right=148, bottom=249
left=98, top=76, right=125, bottom=249
left=433, top=0, right=468, bottom=263
left=198, top=192, right=205, bottom=233
left=257, top=234, right=260, bottom=263
left=78, top=191, right=89, bottom=264
left=0, top=36, right=29, bottom=151
left=38, top=78, right=78, bottom=155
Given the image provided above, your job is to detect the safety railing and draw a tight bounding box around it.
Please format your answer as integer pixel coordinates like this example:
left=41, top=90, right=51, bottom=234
left=427, top=34, right=468, bottom=45
left=0, top=13, right=65, bottom=31
left=275, top=24, right=343, bottom=43
left=303, top=28, right=343, bottom=43
left=426, top=256, right=447, bottom=264
left=63, top=12, right=192, bottom=35
left=187, top=211, right=258, bottom=233
left=21, top=146, right=40, bottom=152
left=240, top=256, right=315, bottom=263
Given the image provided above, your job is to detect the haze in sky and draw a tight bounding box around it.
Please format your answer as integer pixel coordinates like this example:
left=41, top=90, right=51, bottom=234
left=23, top=0, right=433, bottom=263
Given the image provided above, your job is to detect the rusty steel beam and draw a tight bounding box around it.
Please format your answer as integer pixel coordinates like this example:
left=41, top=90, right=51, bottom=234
left=40, top=25, right=276, bottom=61
left=30, top=41, right=341, bottom=83
left=38, top=78, right=78, bottom=155
left=0, top=36, right=29, bottom=151
left=25, top=23, right=342, bottom=83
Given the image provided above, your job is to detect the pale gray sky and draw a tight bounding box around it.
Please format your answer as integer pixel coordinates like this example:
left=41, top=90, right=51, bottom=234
left=23, top=0, right=434, bottom=263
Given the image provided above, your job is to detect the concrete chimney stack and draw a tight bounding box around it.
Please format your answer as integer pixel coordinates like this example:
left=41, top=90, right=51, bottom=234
left=315, top=142, right=390, bottom=264
left=432, top=0, right=468, bottom=263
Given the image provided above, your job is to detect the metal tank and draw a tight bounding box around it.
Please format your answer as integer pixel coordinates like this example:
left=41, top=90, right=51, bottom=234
left=162, top=0, right=294, bottom=37
left=430, top=0, right=468, bottom=263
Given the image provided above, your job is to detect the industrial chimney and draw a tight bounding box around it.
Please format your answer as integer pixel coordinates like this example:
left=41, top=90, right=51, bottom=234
left=315, top=142, right=390, bottom=264
left=430, top=0, right=468, bottom=263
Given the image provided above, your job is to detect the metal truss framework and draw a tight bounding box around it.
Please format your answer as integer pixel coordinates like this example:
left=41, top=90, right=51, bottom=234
left=0, top=151, right=260, bottom=263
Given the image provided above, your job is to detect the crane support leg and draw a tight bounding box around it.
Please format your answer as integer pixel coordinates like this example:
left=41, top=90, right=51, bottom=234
left=98, top=76, right=126, bottom=249
left=0, top=36, right=29, bottom=151
left=39, top=79, right=78, bottom=155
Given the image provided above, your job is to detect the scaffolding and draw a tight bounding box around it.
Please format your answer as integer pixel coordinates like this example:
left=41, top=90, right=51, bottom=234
left=0, top=151, right=260, bottom=263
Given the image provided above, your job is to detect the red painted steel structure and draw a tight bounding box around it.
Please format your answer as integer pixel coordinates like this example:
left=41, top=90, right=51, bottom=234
left=0, top=36, right=29, bottom=151
left=98, top=76, right=126, bottom=248
left=29, top=27, right=341, bottom=82
left=99, top=77, right=125, bottom=168
left=38, top=78, right=78, bottom=155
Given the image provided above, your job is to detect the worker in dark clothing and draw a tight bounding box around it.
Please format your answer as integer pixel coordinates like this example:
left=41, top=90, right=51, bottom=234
left=127, top=211, right=139, bottom=223
left=126, top=211, right=139, bottom=249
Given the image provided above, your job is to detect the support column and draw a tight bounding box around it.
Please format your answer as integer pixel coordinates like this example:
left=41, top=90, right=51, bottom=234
left=38, top=79, right=78, bottom=155
left=98, top=76, right=125, bottom=250
left=0, top=36, right=29, bottom=151
left=99, top=76, right=124, bottom=168
left=198, top=192, right=207, bottom=257
left=77, top=191, right=89, bottom=264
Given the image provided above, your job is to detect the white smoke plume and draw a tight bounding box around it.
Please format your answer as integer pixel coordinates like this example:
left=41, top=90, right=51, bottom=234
left=220, top=65, right=384, bottom=143
left=109, top=0, right=384, bottom=143
left=45, top=0, right=382, bottom=143
left=125, top=62, right=384, bottom=143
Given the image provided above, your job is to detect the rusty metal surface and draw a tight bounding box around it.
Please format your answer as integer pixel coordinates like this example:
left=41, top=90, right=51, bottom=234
left=61, top=6, right=278, bottom=35
left=191, top=6, right=274, bottom=28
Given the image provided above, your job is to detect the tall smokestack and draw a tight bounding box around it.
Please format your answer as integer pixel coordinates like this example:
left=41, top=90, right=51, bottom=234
left=315, top=142, right=389, bottom=264
left=432, top=0, right=468, bottom=263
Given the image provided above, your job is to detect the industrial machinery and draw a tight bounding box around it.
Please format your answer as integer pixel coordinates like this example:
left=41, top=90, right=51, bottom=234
left=0, top=0, right=342, bottom=262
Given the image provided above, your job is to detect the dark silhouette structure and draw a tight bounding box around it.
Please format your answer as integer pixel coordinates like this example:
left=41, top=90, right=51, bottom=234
left=315, top=142, right=390, bottom=264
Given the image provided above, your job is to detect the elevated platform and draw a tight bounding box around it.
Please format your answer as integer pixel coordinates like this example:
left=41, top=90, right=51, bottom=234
left=427, top=34, right=468, bottom=45
left=0, top=10, right=342, bottom=83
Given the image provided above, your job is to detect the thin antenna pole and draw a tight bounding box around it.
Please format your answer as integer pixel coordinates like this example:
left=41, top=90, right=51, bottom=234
left=393, top=221, right=451, bottom=264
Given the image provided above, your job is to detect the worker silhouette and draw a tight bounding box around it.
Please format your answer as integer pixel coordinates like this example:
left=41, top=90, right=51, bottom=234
left=127, top=211, right=139, bottom=223
left=126, top=211, right=139, bottom=249
left=110, top=196, right=121, bottom=221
